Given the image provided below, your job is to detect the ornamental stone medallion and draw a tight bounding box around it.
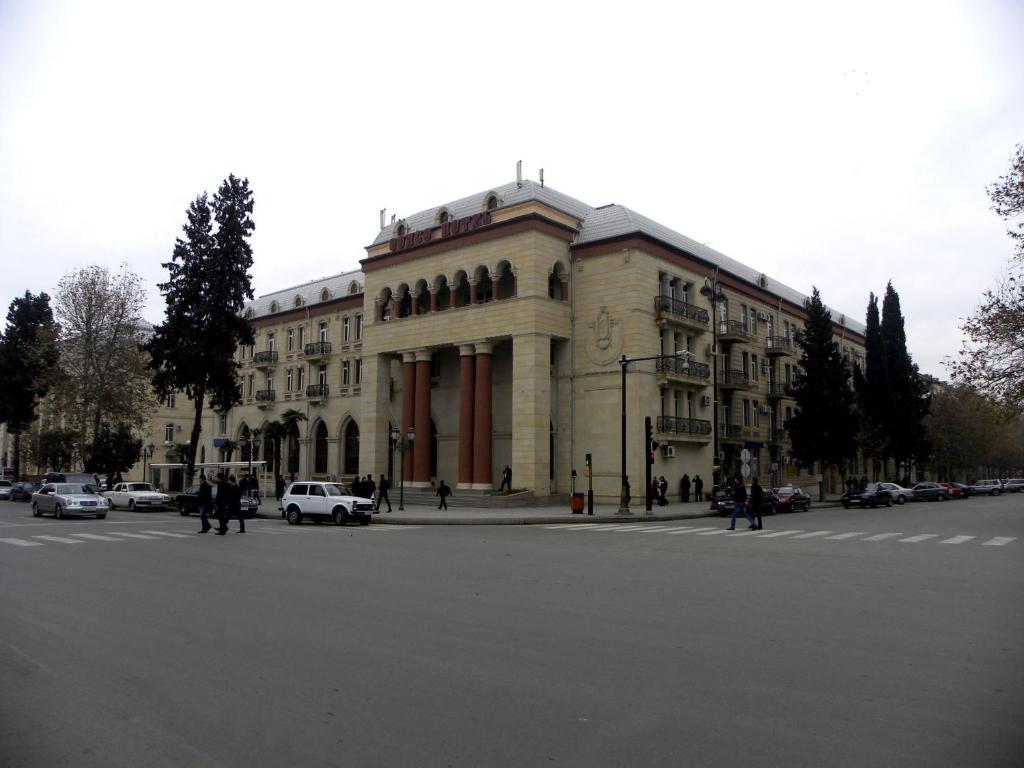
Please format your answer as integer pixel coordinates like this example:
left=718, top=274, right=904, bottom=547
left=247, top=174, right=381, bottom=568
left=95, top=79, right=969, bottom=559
left=586, top=306, right=622, bottom=365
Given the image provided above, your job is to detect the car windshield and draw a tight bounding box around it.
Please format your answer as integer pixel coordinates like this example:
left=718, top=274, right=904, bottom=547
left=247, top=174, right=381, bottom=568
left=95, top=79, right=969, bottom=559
left=777, top=487, right=795, bottom=494
left=864, top=483, right=880, bottom=492
left=56, top=484, right=90, bottom=495
left=0, top=481, right=11, bottom=487
left=324, top=484, right=346, bottom=497
left=128, top=483, right=157, bottom=492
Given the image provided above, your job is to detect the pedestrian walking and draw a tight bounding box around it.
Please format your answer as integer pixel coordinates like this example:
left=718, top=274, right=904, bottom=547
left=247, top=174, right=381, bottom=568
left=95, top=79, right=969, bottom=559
left=693, top=474, right=703, bottom=502
left=275, top=475, right=285, bottom=500
left=727, top=477, right=756, bottom=530
left=749, top=476, right=764, bottom=531
left=623, top=476, right=631, bottom=505
left=680, top=473, right=691, bottom=503
left=657, top=476, right=668, bottom=506
left=377, top=474, right=392, bottom=512
left=437, top=480, right=452, bottom=510
left=228, top=475, right=245, bottom=534
left=365, top=475, right=377, bottom=505
left=499, top=465, right=512, bottom=492
left=214, top=473, right=230, bottom=534
left=196, top=474, right=213, bottom=533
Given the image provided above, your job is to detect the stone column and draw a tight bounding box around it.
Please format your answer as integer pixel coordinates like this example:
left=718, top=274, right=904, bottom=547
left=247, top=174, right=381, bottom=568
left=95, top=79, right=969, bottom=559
left=429, top=289, right=438, bottom=313
left=412, top=349, right=432, bottom=486
left=469, top=279, right=478, bottom=306
left=472, top=341, right=493, bottom=489
left=401, top=352, right=416, bottom=484
left=512, top=333, right=552, bottom=496
left=457, top=344, right=476, bottom=489
left=412, top=289, right=420, bottom=315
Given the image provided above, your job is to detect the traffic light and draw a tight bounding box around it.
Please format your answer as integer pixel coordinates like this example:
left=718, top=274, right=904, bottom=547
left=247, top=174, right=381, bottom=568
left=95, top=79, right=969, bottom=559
left=585, top=452, right=592, bottom=467
left=645, top=418, right=658, bottom=464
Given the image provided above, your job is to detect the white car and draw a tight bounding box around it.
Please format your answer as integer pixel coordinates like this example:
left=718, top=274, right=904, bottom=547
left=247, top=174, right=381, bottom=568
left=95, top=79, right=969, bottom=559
left=280, top=481, right=376, bottom=526
left=878, top=482, right=915, bottom=505
left=103, top=482, right=171, bottom=511
left=32, top=483, right=110, bottom=519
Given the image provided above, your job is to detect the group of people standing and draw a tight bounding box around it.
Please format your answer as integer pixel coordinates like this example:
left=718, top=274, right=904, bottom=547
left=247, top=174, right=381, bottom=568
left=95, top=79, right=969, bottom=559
left=727, top=476, right=765, bottom=531
left=352, top=474, right=393, bottom=513
left=649, top=473, right=705, bottom=506
left=195, top=473, right=246, bottom=535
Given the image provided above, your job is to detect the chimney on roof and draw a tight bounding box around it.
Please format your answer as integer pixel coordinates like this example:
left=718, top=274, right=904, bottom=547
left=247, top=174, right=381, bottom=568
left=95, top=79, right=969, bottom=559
left=516, top=160, right=522, bottom=188
left=539, top=168, right=544, bottom=188
left=391, top=214, right=396, bottom=224
left=380, top=209, right=386, bottom=230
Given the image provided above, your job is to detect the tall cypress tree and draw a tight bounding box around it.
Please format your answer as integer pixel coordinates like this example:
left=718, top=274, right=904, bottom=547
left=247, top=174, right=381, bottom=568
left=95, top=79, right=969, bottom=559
left=786, top=288, right=857, bottom=498
left=145, top=175, right=256, bottom=487
left=854, top=293, right=888, bottom=471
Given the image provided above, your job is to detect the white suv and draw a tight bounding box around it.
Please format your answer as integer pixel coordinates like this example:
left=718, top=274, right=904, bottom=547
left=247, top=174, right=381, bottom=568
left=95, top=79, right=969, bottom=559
left=280, top=482, right=376, bottom=526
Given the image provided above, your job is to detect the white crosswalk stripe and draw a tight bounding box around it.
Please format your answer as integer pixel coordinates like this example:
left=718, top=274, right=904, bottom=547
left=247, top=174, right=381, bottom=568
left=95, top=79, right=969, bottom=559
left=141, top=530, right=192, bottom=538
left=983, top=537, right=1015, bottom=546
left=863, top=532, right=903, bottom=542
left=0, top=538, right=43, bottom=547
left=757, top=530, right=803, bottom=538
left=899, top=534, right=938, bottom=543
left=825, top=532, right=865, bottom=540
left=636, top=526, right=682, bottom=533
left=696, top=529, right=729, bottom=536
left=34, top=535, right=85, bottom=544
left=591, top=524, right=642, bottom=531
left=69, top=533, right=124, bottom=542
left=666, top=527, right=717, bottom=534
left=795, top=531, right=833, bottom=539
left=107, top=531, right=161, bottom=540
left=939, top=535, right=975, bottom=545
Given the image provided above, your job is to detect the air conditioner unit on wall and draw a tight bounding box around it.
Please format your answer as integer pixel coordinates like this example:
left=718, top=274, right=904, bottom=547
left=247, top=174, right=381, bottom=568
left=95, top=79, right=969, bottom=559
left=705, top=344, right=714, bottom=358
left=662, top=445, right=676, bottom=458
left=701, top=395, right=712, bottom=407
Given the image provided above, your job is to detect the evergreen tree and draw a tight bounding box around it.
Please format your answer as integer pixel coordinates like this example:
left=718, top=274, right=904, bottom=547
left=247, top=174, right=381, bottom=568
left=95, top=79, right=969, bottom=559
left=880, top=282, right=930, bottom=477
left=0, top=292, right=60, bottom=480
left=83, top=424, right=143, bottom=479
left=853, top=293, right=888, bottom=470
left=145, top=175, right=256, bottom=487
left=786, top=288, right=857, bottom=498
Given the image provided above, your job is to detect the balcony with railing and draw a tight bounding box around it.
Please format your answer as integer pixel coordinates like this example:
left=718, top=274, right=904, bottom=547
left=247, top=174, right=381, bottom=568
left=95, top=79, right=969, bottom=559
left=765, top=336, right=794, bottom=356
left=255, top=388, right=276, bottom=408
left=766, top=381, right=788, bottom=399
left=719, top=369, right=752, bottom=390
left=304, top=341, right=332, bottom=360
left=656, top=415, right=713, bottom=442
left=655, top=355, right=711, bottom=386
left=654, top=295, right=709, bottom=332
left=717, top=320, right=755, bottom=343
left=767, top=426, right=786, bottom=444
left=306, top=383, right=330, bottom=403
left=253, top=350, right=278, bottom=369
left=719, top=422, right=744, bottom=441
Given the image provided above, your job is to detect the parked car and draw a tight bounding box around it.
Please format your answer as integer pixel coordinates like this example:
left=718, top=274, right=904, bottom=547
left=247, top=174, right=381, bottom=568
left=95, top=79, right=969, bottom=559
left=31, top=483, right=109, bottom=519
left=841, top=482, right=892, bottom=509
left=877, top=482, right=915, bottom=505
left=104, top=482, right=172, bottom=511
left=1002, top=478, right=1024, bottom=493
left=911, top=481, right=951, bottom=501
left=937, top=482, right=965, bottom=499
left=280, top=481, right=376, bottom=525
left=709, top=486, right=778, bottom=516
left=970, top=479, right=1004, bottom=496
left=0, top=480, right=11, bottom=500
left=9, top=481, right=42, bottom=502
left=176, top=484, right=259, bottom=518
left=774, top=485, right=811, bottom=513
left=42, top=472, right=101, bottom=490
left=948, top=482, right=972, bottom=499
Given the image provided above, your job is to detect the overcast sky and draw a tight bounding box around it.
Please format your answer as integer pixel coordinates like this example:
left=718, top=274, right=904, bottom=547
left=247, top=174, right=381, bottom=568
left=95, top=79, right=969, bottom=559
left=2, top=0, right=1021, bottom=378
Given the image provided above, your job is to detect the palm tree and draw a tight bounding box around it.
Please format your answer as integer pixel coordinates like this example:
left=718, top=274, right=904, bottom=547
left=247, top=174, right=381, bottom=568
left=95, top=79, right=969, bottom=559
left=279, top=408, right=307, bottom=477
left=262, top=421, right=287, bottom=483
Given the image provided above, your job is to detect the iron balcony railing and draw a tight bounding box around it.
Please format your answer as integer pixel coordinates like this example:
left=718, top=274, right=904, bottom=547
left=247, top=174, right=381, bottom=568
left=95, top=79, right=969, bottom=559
left=719, top=422, right=743, bottom=438
left=253, top=350, right=278, bottom=365
left=306, top=383, right=329, bottom=399
left=766, top=336, right=793, bottom=355
left=255, top=388, right=276, bottom=402
left=304, top=341, right=332, bottom=356
left=655, top=356, right=711, bottom=380
left=767, top=381, right=787, bottom=398
left=653, top=295, right=709, bottom=325
left=718, top=320, right=754, bottom=339
left=720, top=369, right=751, bottom=387
left=656, top=416, right=713, bottom=436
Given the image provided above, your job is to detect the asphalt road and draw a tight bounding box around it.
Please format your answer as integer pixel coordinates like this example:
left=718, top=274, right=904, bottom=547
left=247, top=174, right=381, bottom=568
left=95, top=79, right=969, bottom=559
left=1, top=495, right=1021, bottom=767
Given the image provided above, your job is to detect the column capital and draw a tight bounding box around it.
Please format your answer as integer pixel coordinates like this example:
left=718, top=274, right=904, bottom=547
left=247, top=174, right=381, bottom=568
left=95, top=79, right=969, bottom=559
left=414, top=349, right=433, bottom=363
left=473, top=340, right=494, bottom=356
left=459, top=344, right=477, bottom=357
left=401, top=351, right=418, bottom=365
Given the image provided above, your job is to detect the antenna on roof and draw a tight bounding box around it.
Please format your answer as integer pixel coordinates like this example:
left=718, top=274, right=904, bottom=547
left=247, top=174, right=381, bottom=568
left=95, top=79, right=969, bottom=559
left=539, top=168, right=544, bottom=188
left=516, top=160, right=522, bottom=188
left=380, top=209, right=386, bottom=230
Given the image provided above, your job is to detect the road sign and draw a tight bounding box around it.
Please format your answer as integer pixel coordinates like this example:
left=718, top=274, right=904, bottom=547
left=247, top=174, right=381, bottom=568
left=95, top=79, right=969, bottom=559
left=741, top=464, right=751, bottom=478
left=741, top=449, right=751, bottom=463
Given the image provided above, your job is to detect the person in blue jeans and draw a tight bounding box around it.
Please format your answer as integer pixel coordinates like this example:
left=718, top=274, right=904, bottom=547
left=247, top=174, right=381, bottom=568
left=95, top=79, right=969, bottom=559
left=727, top=477, right=756, bottom=530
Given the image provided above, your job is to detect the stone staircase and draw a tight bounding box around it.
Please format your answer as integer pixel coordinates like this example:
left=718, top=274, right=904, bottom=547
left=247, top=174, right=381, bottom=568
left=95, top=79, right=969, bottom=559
left=386, top=486, right=568, bottom=509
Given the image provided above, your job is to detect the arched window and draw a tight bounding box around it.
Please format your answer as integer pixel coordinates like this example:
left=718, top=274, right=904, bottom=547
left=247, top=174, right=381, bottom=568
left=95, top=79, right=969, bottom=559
left=348, top=281, right=360, bottom=295
left=269, top=301, right=279, bottom=313
left=452, top=272, right=470, bottom=308
left=435, top=276, right=451, bottom=311
left=314, top=422, right=328, bottom=475
left=244, top=308, right=254, bottom=319
left=320, top=288, right=330, bottom=302
left=475, top=268, right=493, bottom=303
left=294, top=295, right=303, bottom=308
left=396, top=223, right=406, bottom=236
left=494, top=261, right=515, bottom=300
left=343, top=420, right=360, bottom=476
left=438, top=209, right=450, bottom=224
left=486, top=195, right=498, bottom=211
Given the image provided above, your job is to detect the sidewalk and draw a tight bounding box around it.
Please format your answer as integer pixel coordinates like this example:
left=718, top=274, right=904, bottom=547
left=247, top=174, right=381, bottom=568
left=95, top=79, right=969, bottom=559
left=257, top=495, right=845, bottom=525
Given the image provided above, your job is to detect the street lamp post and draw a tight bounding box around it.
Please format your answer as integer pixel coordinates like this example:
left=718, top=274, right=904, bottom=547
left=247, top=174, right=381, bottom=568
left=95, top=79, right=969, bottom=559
left=700, top=273, right=727, bottom=492
left=142, top=443, right=154, bottom=483
left=246, top=433, right=261, bottom=498
left=392, top=426, right=412, bottom=511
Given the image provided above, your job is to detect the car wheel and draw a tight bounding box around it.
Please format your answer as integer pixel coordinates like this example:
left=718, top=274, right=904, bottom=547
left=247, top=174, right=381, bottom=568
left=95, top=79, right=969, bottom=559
left=993, top=489, right=1001, bottom=496
left=32, top=502, right=41, bottom=517
left=896, top=495, right=905, bottom=505
left=333, top=508, right=349, bottom=526
left=128, top=499, right=136, bottom=511
left=286, top=507, right=302, bottom=525
left=55, top=504, right=63, bottom=519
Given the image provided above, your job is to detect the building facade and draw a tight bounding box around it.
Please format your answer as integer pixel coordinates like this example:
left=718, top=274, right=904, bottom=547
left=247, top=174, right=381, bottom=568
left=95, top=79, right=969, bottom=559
left=143, top=179, right=866, bottom=502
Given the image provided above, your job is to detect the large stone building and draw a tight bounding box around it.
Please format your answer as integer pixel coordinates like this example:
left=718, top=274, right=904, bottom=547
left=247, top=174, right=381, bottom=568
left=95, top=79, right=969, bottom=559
left=144, top=177, right=866, bottom=503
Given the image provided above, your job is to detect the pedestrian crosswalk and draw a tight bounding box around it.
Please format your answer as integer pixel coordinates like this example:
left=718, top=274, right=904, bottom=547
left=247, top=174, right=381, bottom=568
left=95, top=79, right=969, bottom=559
left=0, top=524, right=423, bottom=549
left=543, top=524, right=1017, bottom=548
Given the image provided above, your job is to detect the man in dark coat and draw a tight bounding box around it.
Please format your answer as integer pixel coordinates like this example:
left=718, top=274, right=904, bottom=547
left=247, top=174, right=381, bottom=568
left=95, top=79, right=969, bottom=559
left=227, top=475, right=245, bottom=534
left=377, top=474, right=392, bottom=512
left=214, top=473, right=230, bottom=534
left=727, top=477, right=756, bottom=530
left=749, top=476, right=765, bottom=531
left=499, top=465, right=512, bottom=492
left=680, top=474, right=691, bottom=503
left=196, top=474, right=213, bottom=534
left=693, top=475, right=704, bottom=502
left=436, top=480, right=452, bottom=510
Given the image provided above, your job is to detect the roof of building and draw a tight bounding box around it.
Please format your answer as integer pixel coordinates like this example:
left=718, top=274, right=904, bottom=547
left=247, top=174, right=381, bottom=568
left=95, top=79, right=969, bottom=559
left=372, top=180, right=866, bottom=335
left=244, top=269, right=364, bottom=318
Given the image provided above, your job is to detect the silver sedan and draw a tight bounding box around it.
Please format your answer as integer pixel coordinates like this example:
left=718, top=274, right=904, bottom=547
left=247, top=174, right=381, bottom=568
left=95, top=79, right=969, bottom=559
left=32, top=483, right=110, bottom=519
left=878, top=482, right=915, bottom=505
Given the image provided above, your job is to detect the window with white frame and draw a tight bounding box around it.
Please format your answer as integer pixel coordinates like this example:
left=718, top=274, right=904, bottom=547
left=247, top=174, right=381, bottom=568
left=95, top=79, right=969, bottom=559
left=286, top=368, right=293, bottom=392
left=164, top=424, right=174, bottom=443
left=355, top=313, right=363, bottom=340
left=355, top=358, right=362, bottom=384
left=342, top=316, right=350, bottom=342
left=219, top=413, right=228, bottom=435
left=287, top=328, right=294, bottom=352
left=267, top=332, right=275, bottom=352
left=298, top=325, right=305, bottom=348
left=341, top=360, right=350, bottom=386
left=297, top=366, right=305, bottom=390
left=164, top=392, right=176, bottom=408
left=742, top=399, right=751, bottom=427
left=319, top=320, right=328, bottom=343
left=752, top=399, right=760, bottom=427
left=318, top=365, right=327, bottom=386
left=247, top=374, right=254, bottom=396
left=751, top=354, right=759, bottom=382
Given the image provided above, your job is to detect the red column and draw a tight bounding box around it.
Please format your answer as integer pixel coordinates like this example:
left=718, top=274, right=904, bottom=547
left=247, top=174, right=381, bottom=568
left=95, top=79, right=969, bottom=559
left=412, top=291, right=420, bottom=315
left=472, top=341, right=493, bottom=488
left=401, top=353, right=416, bottom=484
left=429, top=290, right=438, bottom=312
left=457, top=345, right=476, bottom=488
left=413, top=350, right=432, bottom=484
left=469, top=280, right=478, bottom=305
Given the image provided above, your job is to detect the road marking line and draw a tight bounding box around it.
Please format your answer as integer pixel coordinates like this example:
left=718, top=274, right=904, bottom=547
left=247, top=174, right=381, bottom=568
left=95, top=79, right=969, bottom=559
left=106, top=532, right=161, bottom=540
left=696, top=529, right=729, bottom=536
left=635, top=526, right=681, bottom=533
left=140, top=530, right=192, bottom=538
left=68, top=533, right=124, bottom=542
left=863, top=532, right=903, bottom=541
left=0, top=538, right=44, bottom=547
left=727, top=529, right=762, bottom=537
left=795, top=531, right=833, bottom=539
left=33, top=535, right=84, bottom=544
left=545, top=524, right=579, bottom=529
left=667, top=527, right=717, bottom=535
left=658, top=526, right=697, bottom=534
left=899, top=534, right=938, bottom=543
left=825, top=532, right=865, bottom=540
left=564, top=524, right=604, bottom=530
left=591, top=524, right=641, bottom=531
left=757, top=530, right=804, bottom=538
left=362, top=526, right=422, bottom=531
left=939, top=535, right=975, bottom=545
left=983, top=537, right=1015, bottom=546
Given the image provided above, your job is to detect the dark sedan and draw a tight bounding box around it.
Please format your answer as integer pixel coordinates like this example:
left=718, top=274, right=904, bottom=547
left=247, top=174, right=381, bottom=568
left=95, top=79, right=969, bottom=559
left=176, top=485, right=259, bottom=519
left=9, top=481, right=42, bottom=502
left=912, top=482, right=951, bottom=501
left=774, top=485, right=811, bottom=513
left=841, top=482, right=892, bottom=509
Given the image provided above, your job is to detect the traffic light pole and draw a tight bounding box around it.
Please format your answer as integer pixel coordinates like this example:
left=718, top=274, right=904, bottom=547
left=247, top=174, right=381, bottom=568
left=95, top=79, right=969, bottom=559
left=644, top=416, right=654, bottom=515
